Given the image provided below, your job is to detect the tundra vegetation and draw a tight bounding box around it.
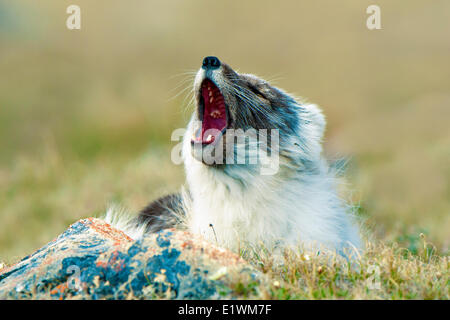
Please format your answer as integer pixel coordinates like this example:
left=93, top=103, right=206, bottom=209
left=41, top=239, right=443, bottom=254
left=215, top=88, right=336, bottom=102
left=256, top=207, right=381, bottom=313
left=0, top=1, right=448, bottom=299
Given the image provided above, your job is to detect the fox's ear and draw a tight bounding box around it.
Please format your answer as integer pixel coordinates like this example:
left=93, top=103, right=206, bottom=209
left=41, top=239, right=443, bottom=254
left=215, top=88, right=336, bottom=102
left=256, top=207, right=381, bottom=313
left=304, top=103, right=326, bottom=141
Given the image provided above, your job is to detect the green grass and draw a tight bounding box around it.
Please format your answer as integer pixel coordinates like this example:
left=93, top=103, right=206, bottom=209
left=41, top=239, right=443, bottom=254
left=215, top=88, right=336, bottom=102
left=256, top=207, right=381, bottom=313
left=238, top=238, right=449, bottom=300
left=0, top=0, right=449, bottom=299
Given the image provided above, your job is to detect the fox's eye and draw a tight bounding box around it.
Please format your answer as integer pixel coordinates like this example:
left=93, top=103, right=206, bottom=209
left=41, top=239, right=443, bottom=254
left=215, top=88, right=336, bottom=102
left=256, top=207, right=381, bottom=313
left=248, top=85, right=267, bottom=100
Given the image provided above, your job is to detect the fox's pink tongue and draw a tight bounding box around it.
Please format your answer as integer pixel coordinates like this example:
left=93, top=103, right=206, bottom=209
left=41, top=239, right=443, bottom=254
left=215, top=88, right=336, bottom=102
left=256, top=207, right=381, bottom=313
left=200, top=79, right=227, bottom=144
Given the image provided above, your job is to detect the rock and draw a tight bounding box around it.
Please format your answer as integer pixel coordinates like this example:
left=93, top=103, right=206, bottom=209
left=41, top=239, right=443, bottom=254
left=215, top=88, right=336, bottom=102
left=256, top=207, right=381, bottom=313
left=0, top=218, right=259, bottom=299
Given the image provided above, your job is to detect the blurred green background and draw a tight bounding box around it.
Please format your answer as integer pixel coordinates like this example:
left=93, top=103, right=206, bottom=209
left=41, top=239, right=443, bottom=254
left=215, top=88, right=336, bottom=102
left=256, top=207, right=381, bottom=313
left=0, top=0, right=449, bottom=263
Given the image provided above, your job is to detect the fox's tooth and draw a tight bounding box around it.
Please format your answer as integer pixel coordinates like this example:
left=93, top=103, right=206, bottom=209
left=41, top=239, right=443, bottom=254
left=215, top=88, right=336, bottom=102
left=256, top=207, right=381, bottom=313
left=209, top=97, right=213, bottom=103
left=206, top=135, right=212, bottom=142
left=209, top=91, right=212, bottom=97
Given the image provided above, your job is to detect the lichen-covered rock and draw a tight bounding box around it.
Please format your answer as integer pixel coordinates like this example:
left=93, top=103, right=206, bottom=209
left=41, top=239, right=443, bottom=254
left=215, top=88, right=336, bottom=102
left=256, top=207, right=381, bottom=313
left=0, top=218, right=258, bottom=299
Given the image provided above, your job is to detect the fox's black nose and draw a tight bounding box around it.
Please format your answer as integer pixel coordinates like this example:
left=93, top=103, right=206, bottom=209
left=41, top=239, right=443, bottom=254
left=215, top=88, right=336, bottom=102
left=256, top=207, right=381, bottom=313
left=202, top=56, right=221, bottom=69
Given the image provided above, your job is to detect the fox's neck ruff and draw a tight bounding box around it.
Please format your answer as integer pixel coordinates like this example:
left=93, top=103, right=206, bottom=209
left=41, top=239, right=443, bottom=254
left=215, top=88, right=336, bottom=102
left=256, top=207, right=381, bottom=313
left=182, top=114, right=361, bottom=255
left=184, top=148, right=288, bottom=251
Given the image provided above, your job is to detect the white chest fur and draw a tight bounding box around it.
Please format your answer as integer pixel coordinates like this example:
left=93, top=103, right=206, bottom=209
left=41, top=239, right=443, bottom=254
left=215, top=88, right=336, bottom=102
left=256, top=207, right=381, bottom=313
left=182, top=125, right=361, bottom=255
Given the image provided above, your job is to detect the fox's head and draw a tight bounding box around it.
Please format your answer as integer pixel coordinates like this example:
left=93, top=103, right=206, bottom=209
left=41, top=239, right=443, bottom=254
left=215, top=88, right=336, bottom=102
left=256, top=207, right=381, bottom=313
left=185, top=56, right=326, bottom=176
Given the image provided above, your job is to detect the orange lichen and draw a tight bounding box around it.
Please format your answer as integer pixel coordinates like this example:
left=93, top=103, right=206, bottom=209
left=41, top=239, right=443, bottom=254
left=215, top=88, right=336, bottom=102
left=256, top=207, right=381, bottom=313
left=50, top=283, right=69, bottom=299
left=82, top=218, right=133, bottom=245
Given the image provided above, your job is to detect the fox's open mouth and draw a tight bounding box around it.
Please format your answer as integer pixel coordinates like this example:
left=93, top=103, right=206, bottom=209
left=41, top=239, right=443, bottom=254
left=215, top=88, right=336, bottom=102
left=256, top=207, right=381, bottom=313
left=192, top=79, right=228, bottom=145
